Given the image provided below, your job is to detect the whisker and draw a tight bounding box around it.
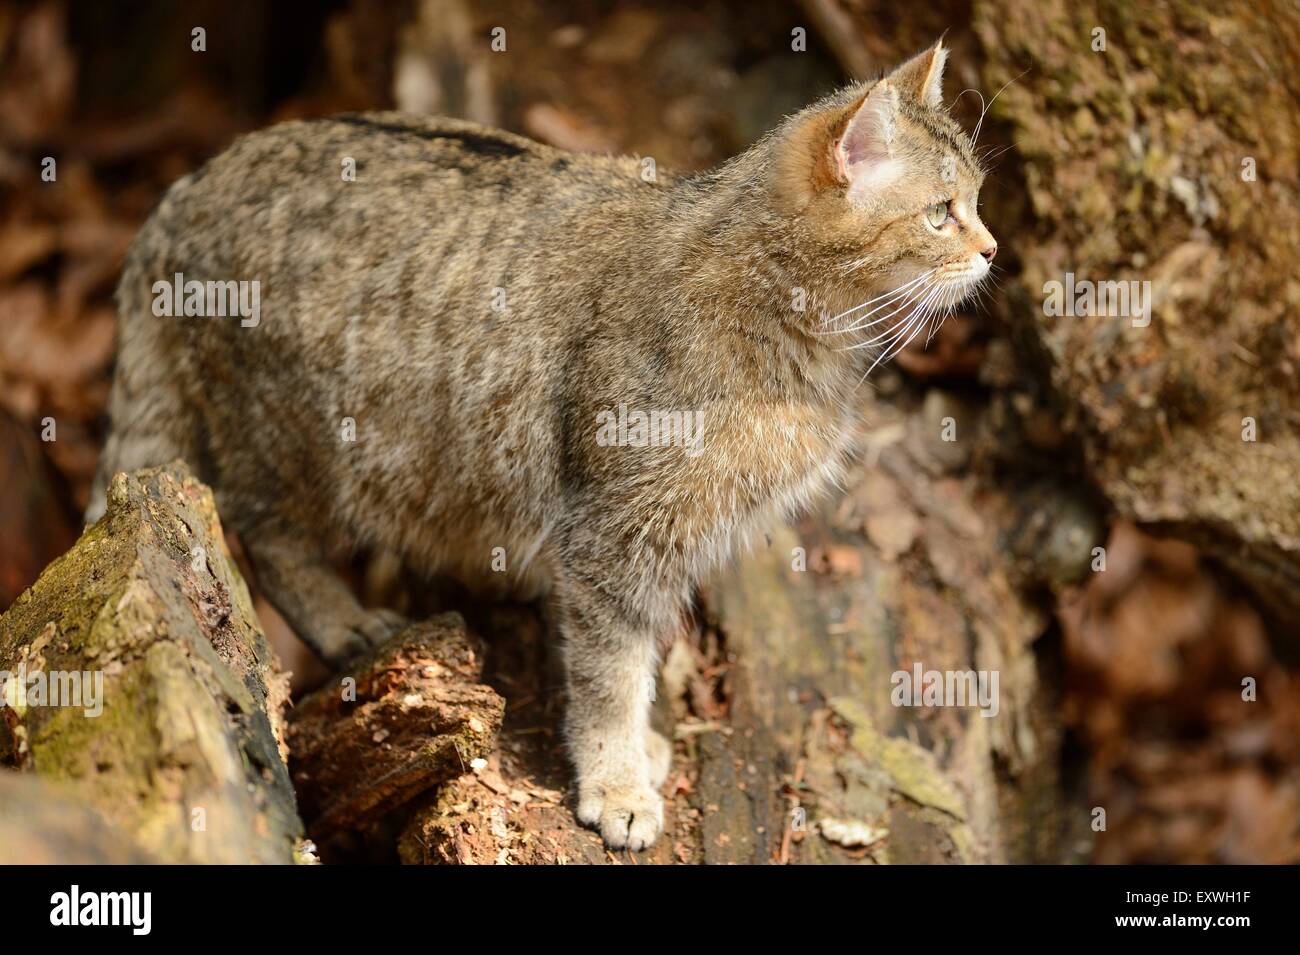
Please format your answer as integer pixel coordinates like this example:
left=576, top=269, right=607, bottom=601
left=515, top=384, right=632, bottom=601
left=839, top=282, right=939, bottom=347
left=821, top=283, right=926, bottom=330
left=924, top=304, right=944, bottom=347
left=952, top=87, right=986, bottom=118
left=873, top=286, right=945, bottom=372
left=972, top=69, right=1028, bottom=145
left=818, top=279, right=935, bottom=338
left=832, top=279, right=937, bottom=336
left=979, top=143, right=1018, bottom=166
left=853, top=283, right=943, bottom=365
left=820, top=269, right=935, bottom=327
left=925, top=284, right=961, bottom=346
left=836, top=313, right=909, bottom=352
left=852, top=285, right=936, bottom=387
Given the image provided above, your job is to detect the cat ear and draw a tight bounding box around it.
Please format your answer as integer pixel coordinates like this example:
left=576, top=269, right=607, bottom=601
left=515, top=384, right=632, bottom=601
left=834, top=79, right=901, bottom=193
left=889, top=40, right=948, bottom=110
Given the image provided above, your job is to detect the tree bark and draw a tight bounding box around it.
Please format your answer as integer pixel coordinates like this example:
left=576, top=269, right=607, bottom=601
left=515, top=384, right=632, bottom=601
left=974, top=0, right=1300, bottom=625
left=0, top=462, right=306, bottom=864
left=698, top=388, right=1087, bottom=863
left=289, top=614, right=505, bottom=847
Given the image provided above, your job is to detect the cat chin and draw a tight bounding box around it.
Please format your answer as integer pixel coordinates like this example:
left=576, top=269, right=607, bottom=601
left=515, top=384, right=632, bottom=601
left=934, top=271, right=987, bottom=307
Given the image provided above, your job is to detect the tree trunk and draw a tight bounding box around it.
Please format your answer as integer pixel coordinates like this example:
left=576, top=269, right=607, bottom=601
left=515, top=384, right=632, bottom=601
left=974, top=0, right=1300, bottom=625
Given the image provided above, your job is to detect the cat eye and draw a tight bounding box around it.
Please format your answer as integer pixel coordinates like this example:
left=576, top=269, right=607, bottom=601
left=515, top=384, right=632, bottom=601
left=925, top=202, right=950, bottom=229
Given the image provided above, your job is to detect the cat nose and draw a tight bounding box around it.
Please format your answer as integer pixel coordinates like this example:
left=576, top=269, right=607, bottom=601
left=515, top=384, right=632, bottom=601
left=980, top=244, right=997, bottom=262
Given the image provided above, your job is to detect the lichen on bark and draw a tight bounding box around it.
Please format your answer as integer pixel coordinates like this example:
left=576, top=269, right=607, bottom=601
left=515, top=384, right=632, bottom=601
left=0, top=462, right=304, bottom=863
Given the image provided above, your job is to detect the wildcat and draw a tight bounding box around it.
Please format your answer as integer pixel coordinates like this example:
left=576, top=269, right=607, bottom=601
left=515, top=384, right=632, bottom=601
left=90, top=40, right=996, bottom=850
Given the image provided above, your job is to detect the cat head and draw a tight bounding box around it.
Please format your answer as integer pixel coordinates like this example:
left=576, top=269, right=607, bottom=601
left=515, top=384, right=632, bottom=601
left=770, top=41, right=996, bottom=332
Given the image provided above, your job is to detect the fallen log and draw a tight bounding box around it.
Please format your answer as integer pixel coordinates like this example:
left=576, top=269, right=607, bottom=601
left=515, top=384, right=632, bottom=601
left=288, top=614, right=505, bottom=847
left=396, top=605, right=690, bottom=865
left=698, top=385, right=1091, bottom=864
left=0, top=462, right=305, bottom=864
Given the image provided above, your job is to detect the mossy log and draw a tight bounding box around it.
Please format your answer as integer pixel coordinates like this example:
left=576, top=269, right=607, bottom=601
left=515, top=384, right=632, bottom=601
left=0, top=462, right=304, bottom=864
left=697, top=388, right=1087, bottom=864
left=288, top=614, right=505, bottom=844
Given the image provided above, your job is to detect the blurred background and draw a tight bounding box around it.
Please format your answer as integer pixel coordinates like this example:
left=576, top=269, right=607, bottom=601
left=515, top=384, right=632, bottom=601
left=1, top=0, right=1297, bottom=863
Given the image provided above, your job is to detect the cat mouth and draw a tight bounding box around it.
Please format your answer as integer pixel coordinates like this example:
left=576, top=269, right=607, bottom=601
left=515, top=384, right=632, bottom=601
left=930, top=257, right=991, bottom=309
left=938, top=254, right=991, bottom=287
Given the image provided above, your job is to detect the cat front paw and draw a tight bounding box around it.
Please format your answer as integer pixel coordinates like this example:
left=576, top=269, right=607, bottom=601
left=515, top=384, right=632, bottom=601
left=310, top=608, right=408, bottom=667
left=352, top=607, right=407, bottom=648
left=576, top=779, right=664, bottom=851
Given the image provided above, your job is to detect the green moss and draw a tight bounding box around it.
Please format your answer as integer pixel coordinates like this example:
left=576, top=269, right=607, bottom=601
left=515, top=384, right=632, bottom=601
left=828, top=697, right=976, bottom=863
left=0, top=464, right=302, bottom=862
